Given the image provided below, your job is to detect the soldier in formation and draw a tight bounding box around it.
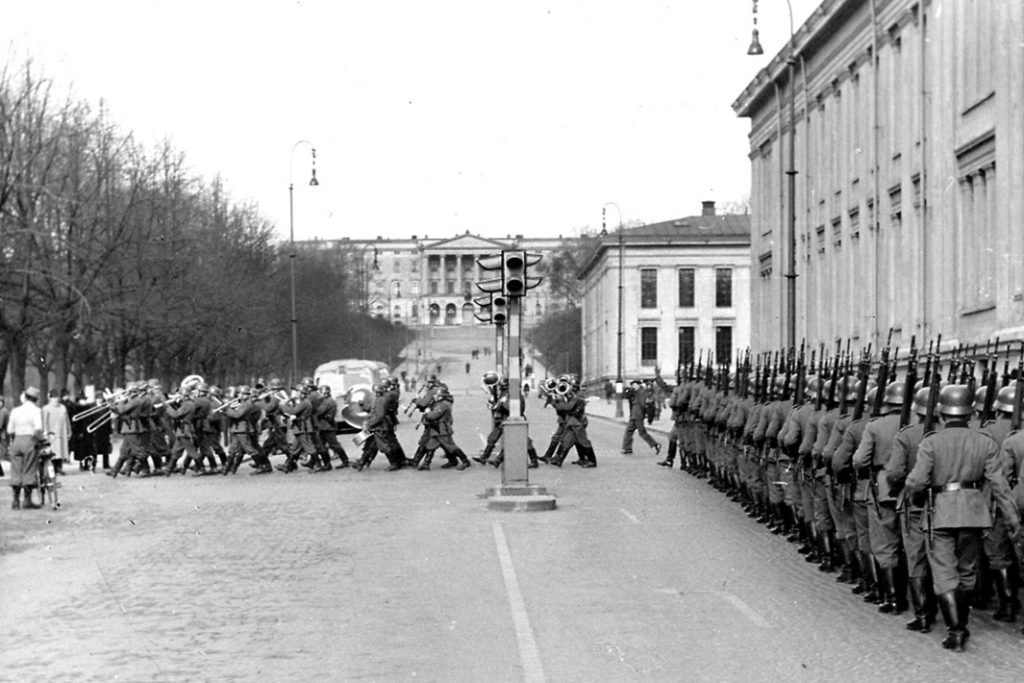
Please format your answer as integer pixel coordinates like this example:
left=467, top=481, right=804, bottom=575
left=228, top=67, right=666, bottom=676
left=665, top=337, right=1024, bottom=651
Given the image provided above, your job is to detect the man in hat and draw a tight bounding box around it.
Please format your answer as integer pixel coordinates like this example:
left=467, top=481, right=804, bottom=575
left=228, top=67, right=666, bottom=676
left=622, top=379, right=661, bottom=456
left=6, top=387, right=43, bottom=509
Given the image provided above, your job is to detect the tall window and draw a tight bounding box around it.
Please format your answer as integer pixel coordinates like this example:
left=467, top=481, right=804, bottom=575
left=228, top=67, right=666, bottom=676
left=678, top=326, right=695, bottom=367
left=640, top=268, right=657, bottom=308
left=677, top=268, right=695, bottom=307
left=430, top=279, right=439, bottom=295
left=715, top=325, right=733, bottom=364
left=715, top=268, right=733, bottom=307
left=445, top=280, right=456, bottom=295
left=641, top=327, right=658, bottom=366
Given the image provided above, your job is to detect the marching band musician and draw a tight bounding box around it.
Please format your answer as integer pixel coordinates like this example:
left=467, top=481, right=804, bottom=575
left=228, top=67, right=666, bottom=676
left=480, top=378, right=542, bottom=469
left=315, top=384, right=351, bottom=470
left=474, top=375, right=509, bottom=465
left=383, top=377, right=409, bottom=465
left=540, top=376, right=568, bottom=462
left=355, top=382, right=402, bottom=471
left=406, top=374, right=440, bottom=470
left=147, top=378, right=174, bottom=473
left=107, top=382, right=148, bottom=478
left=162, top=385, right=200, bottom=475
left=417, top=384, right=472, bottom=471
left=191, top=383, right=222, bottom=474
left=277, top=379, right=319, bottom=474
left=223, top=385, right=262, bottom=474
left=545, top=377, right=596, bottom=468
left=254, top=378, right=290, bottom=474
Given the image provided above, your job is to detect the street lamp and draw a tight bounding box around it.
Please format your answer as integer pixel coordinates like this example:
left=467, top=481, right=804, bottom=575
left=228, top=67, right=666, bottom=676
left=289, top=140, right=319, bottom=385
left=603, top=202, right=624, bottom=419
left=748, top=0, right=798, bottom=351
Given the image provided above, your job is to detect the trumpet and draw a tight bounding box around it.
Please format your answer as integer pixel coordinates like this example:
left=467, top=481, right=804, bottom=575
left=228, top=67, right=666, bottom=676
left=212, top=395, right=244, bottom=414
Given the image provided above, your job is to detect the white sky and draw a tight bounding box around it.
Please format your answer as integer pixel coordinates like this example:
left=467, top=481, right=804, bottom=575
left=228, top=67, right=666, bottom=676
left=2, top=0, right=818, bottom=243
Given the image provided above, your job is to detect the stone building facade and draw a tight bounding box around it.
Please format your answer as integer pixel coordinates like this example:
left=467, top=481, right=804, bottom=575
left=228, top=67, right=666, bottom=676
left=733, top=0, right=1024, bottom=354
left=576, top=202, right=751, bottom=388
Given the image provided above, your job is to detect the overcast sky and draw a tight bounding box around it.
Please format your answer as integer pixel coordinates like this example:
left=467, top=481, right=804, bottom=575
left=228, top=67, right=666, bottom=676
left=2, top=0, right=818, bottom=243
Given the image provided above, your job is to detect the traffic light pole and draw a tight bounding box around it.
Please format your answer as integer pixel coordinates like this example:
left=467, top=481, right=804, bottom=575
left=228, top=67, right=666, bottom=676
left=501, top=296, right=529, bottom=486
left=495, top=321, right=505, bottom=373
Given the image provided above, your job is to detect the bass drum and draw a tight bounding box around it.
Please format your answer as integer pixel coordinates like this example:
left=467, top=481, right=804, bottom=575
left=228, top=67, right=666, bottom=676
left=340, top=383, right=374, bottom=431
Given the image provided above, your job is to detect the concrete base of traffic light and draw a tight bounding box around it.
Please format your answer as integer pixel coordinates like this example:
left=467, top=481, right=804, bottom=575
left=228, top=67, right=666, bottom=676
left=481, top=484, right=550, bottom=498
left=486, top=493, right=557, bottom=512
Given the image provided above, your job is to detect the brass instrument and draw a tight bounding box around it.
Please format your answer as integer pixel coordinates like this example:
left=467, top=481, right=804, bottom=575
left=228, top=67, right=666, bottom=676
left=72, top=388, right=127, bottom=421
left=86, top=410, right=114, bottom=434
left=353, top=429, right=372, bottom=447
left=211, top=395, right=244, bottom=414
left=403, top=383, right=428, bottom=416
left=542, top=377, right=558, bottom=394
left=341, top=384, right=374, bottom=430
left=554, top=380, right=573, bottom=397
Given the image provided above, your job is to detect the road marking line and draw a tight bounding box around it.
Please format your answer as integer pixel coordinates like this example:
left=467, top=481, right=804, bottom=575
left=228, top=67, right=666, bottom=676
left=710, top=590, right=772, bottom=628
left=618, top=507, right=641, bottom=524
left=493, top=522, right=546, bottom=683
left=478, top=432, right=488, bottom=446
left=655, top=588, right=771, bottom=628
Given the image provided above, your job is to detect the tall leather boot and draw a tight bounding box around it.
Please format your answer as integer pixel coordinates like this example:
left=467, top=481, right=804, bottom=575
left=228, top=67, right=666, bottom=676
left=862, top=555, right=883, bottom=604
left=527, top=441, right=540, bottom=469
left=658, top=439, right=676, bottom=467
left=549, top=447, right=568, bottom=468
left=11, top=486, right=20, bottom=510
left=473, top=444, right=494, bottom=465
left=817, top=530, right=836, bottom=572
left=407, top=446, right=426, bottom=469
left=906, top=577, right=935, bottom=633
left=944, top=589, right=970, bottom=651
left=992, top=566, right=1019, bottom=622
left=418, top=451, right=434, bottom=471
left=852, top=551, right=872, bottom=595
left=835, top=538, right=857, bottom=583
left=454, top=449, right=472, bottom=470
left=541, top=437, right=558, bottom=463
left=877, top=566, right=898, bottom=613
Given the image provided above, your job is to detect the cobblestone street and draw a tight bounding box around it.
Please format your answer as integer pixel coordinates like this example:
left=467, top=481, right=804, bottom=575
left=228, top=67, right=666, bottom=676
left=2, top=395, right=1023, bottom=681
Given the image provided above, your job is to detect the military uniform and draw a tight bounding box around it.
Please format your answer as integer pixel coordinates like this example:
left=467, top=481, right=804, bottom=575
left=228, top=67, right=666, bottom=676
left=622, top=381, right=660, bottom=455
left=904, top=392, right=1021, bottom=652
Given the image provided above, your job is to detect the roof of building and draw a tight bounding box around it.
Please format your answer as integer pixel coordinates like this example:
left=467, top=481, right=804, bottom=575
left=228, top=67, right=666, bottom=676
left=576, top=211, right=751, bottom=279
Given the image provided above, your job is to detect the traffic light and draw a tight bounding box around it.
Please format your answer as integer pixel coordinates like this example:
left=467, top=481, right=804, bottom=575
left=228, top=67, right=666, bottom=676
left=473, top=295, right=492, bottom=323
left=503, top=251, right=526, bottom=296
left=476, top=253, right=504, bottom=294
left=491, top=293, right=508, bottom=324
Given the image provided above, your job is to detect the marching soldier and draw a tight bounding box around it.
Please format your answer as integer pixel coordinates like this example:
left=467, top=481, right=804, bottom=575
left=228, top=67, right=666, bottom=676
left=278, top=380, right=319, bottom=474
left=658, top=375, right=691, bottom=468
left=547, top=379, right=595, bottom=468
left=903, top=384, right=1021, bottom=652
left=418, top=385, right=471, bottom=471
left=852, top=380, right=909, bottom=615
left=406, top=374, right=440, bottom=469
left=254, top=378, right=290, bottom=473
left=475, top=376, right=510, bottom=465
left=886, top=387, right=939, bottom=633
left=622, top=379, right=661, bottom=456
left=107, top=383, right=148, bottom=478
left=356, top=382, right=402, bottom=471
left=223, top=385, right=262, bottom=474
left=983, top=385, right=1022, bottom=622
left=162, top=385, right=200, bottom=475
left=315, top=384, right=351, bottom=470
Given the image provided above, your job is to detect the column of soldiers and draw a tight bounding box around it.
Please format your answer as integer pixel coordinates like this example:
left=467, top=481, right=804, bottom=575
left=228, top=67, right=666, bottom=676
left=663, top=336, right=1024, bottom=652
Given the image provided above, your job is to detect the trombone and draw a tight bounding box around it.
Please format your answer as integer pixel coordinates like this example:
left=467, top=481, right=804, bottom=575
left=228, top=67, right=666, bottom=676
left=72, top=388, right=127, bottom=422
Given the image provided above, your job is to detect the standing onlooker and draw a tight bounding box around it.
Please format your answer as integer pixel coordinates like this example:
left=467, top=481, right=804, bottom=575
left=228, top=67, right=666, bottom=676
left=42, top=389, right=72, bottom=475
left=67, top=393, right=92, bottom=470
left=0, top=396, right=9, bottom=477
left=603, top=380, right=614, bottom=405
left=7, top=387, right=43, bottom=509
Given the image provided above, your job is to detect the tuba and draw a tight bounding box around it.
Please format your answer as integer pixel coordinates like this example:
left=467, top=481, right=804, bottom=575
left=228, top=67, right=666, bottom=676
left=482, top=370, right=501, bottom=400
left=353, top=428, right=372, bottom=447
left=555, top=380, right=573, bottom=397
left=341, top=384, right=374, bottom=430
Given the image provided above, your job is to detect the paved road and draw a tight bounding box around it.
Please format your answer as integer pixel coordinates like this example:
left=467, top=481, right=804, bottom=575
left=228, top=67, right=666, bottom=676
left=1, top=393, right=1022, bottom=681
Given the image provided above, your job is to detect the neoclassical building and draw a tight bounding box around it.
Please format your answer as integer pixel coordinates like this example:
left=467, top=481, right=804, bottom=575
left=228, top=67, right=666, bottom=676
left=298, top=232, right=564, bottom=328
left=577, top=202, right=751, bottom=388
left=733, top=0, right=1024, bottom=354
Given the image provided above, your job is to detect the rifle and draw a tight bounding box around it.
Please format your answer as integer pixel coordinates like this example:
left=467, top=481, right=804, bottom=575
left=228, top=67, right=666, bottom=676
left=923, top=351, right=943, bottom=434
left=898, top=335, right=918, bottom=429
left=947, top=343, right=963, bottom=384
left=794, top=341, right=807, bottom=405
left=980, top=338, right=999, bottom=423
left=782, top=346, right=795, bottom=402
left=871, top=329, right=893, bottom=417
left=696, top=350, right=704, bottom=385
left=852, top=344, right=873, bottom=421
left=1011, top=341, right=1024, bottom=432
left=922, top=339, right=934, bottom=388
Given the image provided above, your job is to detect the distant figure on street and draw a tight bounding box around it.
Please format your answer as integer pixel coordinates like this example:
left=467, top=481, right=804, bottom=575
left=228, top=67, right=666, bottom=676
left=604, top=380, right=614, bottom=404
left=465, top=362, right=471, bottom=374
left=622, top=379, right=660, bottom=456
left=42, top=389, right=71, bottom=475
left=0, top=396, right=9, bottom=476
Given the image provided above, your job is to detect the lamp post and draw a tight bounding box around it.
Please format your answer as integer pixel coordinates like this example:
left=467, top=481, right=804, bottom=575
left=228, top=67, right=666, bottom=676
left=748, top=0, right=798, bottom=351
left=603, top=202, right=624, bottom=419
left=288, top=140, right=319, bottom=385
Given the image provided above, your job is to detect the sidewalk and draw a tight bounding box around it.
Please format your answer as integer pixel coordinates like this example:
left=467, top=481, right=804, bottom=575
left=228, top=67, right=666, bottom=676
left=583, top=395, right=674, bottom=436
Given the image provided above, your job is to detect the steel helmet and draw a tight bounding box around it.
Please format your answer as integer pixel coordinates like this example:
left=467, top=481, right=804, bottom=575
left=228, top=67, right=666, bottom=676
left=938, top=384, right=973, bottom=417
left=883, top=381, right=906, bottom=406
left=865, top=386, right=879, bottom=407
left=973, top=386, right=988, bottom=413
left=806, top=376, right=822, bottom=401
left=269, top=378, right=285, bottom=390
left=994, top=385, right=1016, bottom=414
left=913, top=387, right=930, bottom=417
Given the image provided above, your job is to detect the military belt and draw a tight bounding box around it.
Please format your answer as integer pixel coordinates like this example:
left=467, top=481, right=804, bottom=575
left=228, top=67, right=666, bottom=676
left=931, top=481, right=982, bottom=493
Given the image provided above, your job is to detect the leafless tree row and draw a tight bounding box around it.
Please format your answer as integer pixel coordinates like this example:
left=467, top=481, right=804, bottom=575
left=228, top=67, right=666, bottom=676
left=0, top=59, right=403, bottom=398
